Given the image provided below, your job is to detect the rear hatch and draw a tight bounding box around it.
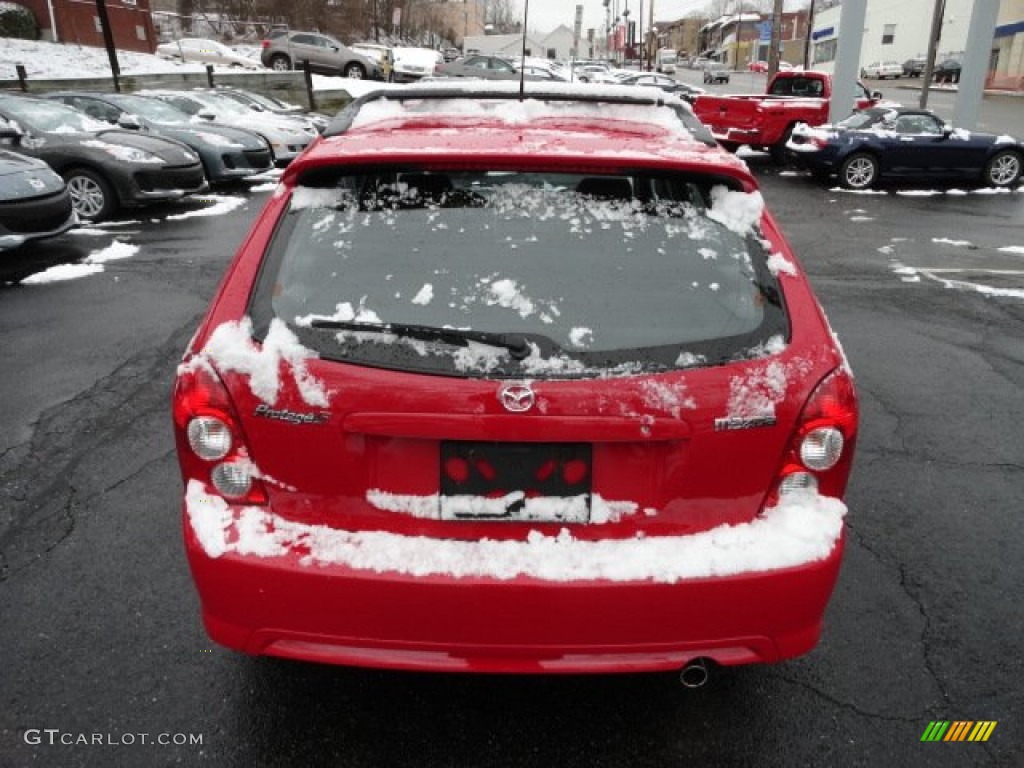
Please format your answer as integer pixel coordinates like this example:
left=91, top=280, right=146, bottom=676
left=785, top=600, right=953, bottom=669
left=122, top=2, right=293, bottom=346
left=201, top=166, right=837, bottom=541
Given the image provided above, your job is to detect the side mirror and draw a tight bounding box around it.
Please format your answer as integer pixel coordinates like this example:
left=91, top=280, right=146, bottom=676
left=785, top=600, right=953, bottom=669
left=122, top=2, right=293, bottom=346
left=0, top=122, right=23, bottom=143
left=117, top=113, right=143, bottom=130
left=197, top=109, right=217, bottom=121
left=871, top=90, right=883, bottom=100
left=942, top=124, right=954, bottom=137
left=248, top=104, right=265, bottom=112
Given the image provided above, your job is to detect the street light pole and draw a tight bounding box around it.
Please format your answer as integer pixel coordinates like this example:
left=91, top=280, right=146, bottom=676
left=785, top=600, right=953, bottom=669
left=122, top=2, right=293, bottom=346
left=639, top=0, right=643, bottom=69
left=920, top=0, right=947, bottom=108
left=623, top=2, right=630, bottom=63
left=802, top=0, right=815, bottom=69
left=647, top=0, right=655, bottom=71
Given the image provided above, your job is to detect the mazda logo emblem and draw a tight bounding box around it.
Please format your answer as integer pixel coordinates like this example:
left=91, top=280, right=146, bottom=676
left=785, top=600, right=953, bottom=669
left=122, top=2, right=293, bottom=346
left=499, top=382, right=535, bottom=413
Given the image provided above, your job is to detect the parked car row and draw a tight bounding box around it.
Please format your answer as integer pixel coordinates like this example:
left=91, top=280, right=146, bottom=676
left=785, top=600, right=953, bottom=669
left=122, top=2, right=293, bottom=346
left=0, top=146, right=77, bottom=251
left=160, top=30, right=422, bottom=83
left=860, top=60, right=903, bottom=80
left=0, top=86, right=325, bottom=238
left=861, top=56, right=961, bottom=82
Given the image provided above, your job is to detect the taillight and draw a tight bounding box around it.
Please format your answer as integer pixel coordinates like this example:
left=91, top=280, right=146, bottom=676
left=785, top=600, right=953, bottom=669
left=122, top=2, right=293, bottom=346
left=172, top=359, right=268, bottom=505
left=772, top=368, right=858, bottom=504
left=261, top=39, right=271, bottom=49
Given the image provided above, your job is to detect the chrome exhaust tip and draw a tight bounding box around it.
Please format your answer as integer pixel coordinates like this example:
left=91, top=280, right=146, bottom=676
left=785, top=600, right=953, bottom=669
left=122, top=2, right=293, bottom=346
left=679, top=658, right=711, bottom=688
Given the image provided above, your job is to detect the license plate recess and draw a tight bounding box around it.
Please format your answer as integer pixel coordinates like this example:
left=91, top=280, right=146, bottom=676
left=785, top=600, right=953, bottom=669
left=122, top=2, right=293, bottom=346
left=439, top=441, right=593, bottom=522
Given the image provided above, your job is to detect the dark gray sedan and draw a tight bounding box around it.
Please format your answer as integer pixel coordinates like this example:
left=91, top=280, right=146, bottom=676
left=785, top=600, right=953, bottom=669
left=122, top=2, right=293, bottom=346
left=0, top=95, right=206, bottom=221
left=0, top=147, right=76, bottom=251
left=43, top=92, right=274, bottom=184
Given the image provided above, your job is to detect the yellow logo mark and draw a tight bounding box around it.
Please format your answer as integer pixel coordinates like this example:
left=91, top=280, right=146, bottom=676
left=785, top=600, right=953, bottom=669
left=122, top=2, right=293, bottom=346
left=921, top=721, right=997, bottom=742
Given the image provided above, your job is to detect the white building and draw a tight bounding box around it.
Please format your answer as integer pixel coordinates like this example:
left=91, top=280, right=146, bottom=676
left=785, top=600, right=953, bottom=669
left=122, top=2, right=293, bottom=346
left=992, top=0, right=1024, bottom=88
left=810, top=0, right=975, bottom=72
left=460, top=33, right=540, bottom=57
left=461, top=27, right=582, bottom=61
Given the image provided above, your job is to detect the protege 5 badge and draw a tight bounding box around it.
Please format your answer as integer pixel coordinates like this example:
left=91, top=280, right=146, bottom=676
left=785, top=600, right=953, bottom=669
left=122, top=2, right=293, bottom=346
left=253, top=404, right=329, bottom=425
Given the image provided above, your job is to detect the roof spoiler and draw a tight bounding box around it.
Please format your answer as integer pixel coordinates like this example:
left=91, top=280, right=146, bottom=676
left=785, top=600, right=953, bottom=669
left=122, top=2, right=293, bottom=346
left=324, top=84, right=718, bottom=147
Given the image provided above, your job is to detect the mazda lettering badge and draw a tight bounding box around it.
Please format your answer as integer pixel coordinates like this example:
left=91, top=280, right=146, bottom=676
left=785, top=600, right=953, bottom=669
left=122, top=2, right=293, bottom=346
left=499, top=382, right=535, bottom=413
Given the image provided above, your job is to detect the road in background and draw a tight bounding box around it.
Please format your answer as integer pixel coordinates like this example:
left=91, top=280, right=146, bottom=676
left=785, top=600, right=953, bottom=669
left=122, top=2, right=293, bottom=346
left=675, top=66, right=1023, bottom=136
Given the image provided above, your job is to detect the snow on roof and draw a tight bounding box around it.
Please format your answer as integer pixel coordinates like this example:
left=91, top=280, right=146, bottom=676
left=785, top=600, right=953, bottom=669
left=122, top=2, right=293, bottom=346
left=347, top=86, right=696, bottom=138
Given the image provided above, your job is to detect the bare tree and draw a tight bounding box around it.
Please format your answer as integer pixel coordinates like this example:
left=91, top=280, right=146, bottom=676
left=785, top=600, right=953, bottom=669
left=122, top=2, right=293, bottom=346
left=489, top=0, right=517, bottom=33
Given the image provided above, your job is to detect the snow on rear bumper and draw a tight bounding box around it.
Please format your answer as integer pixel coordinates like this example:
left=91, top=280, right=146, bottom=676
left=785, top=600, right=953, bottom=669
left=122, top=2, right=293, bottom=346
left=711, top=127, right=766, bottom=146
left=183, top=480, right=847, bottom=672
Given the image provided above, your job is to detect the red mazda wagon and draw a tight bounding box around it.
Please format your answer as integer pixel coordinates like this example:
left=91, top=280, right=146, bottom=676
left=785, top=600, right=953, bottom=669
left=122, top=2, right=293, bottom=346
left=173, top=83, right=858, bottom=682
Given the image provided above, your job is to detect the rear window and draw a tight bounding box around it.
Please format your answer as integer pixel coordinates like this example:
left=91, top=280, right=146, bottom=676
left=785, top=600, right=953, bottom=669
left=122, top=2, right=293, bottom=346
left=768, top=76, right=824, bottom=96
left=250, top=169, right=789, bottom=378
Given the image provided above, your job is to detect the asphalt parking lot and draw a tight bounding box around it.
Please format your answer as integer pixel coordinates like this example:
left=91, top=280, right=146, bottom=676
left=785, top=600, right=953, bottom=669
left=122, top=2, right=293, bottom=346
left=1, top=145, right=1022, bottom=765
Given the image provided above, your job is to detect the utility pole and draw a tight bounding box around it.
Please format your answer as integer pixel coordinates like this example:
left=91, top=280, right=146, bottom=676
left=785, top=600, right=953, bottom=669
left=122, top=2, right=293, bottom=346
left=768, top=0, right=784, bottom=75
left=919, top=0, right=946, bottom=108
left=94, top=0, right=121, bottom=92
left=802, top=0, right=815, bottom=70
left=647, top=0, right=654, bottom=71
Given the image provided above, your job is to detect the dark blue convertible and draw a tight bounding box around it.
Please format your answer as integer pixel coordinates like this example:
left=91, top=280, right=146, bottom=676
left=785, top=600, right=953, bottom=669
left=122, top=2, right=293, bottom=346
left=786, top=107, right=1023, bottom=190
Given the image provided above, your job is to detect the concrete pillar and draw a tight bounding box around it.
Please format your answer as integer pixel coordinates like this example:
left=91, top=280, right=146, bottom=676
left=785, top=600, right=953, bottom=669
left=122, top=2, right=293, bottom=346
left=951, top=0, right=1000, bottom=129
left=828, top=0, right=867, bottom=124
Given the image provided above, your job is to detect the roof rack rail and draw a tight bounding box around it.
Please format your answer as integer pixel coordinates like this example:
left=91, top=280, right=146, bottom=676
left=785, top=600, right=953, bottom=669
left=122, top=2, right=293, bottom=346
left=323, top=84, right=718, bottom=147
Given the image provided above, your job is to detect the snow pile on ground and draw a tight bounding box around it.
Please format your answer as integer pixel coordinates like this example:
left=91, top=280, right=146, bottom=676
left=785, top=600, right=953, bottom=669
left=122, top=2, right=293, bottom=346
left=21, top=239, right=138, bottom=284
left=0, top=38, right=394, bottom=97
left=0, top=38, right=210, bottom=80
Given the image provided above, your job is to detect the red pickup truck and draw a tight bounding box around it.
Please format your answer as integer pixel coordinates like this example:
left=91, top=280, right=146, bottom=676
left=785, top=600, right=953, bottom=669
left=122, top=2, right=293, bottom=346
left=692, top=70, right=885, bottom=162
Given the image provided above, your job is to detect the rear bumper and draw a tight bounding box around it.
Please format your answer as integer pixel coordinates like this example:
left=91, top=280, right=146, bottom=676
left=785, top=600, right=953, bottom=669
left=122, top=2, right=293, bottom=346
left=128, top=164, right=207, bottom=203
left=0, top=193, right=77, bottom=251
left=183, top=485, right=847, bottom=674
left=710, top=126, right=766, bottom=146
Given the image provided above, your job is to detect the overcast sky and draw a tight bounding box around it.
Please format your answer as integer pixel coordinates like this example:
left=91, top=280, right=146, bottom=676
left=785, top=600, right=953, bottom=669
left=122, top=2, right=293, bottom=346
left=523, top=0, right=806, bottom=37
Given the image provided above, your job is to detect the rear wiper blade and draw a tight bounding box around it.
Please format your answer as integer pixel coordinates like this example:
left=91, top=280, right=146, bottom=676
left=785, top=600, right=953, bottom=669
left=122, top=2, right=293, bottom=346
left=308, top=319, right=532, bottom=360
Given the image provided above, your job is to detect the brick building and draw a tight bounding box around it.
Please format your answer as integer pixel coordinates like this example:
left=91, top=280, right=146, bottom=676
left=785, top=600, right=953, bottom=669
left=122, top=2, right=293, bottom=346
left=21, top=0, right=159, bottom=53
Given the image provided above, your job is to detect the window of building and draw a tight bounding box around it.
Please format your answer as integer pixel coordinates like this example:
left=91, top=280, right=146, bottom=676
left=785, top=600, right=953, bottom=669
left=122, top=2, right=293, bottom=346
left=882, top=24, right=896, bottom=45
left=813, top=39, right=837, bottom=64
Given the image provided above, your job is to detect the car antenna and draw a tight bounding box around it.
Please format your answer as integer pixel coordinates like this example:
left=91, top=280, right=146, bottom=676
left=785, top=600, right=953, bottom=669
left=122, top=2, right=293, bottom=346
left=519, top=0, right=529, bottom=101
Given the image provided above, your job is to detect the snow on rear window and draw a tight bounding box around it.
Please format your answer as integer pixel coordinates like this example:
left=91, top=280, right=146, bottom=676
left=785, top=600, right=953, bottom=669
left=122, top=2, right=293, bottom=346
left=707, top=186, right=764, bottom=235
left=253, top=171, right=788, bottom=377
